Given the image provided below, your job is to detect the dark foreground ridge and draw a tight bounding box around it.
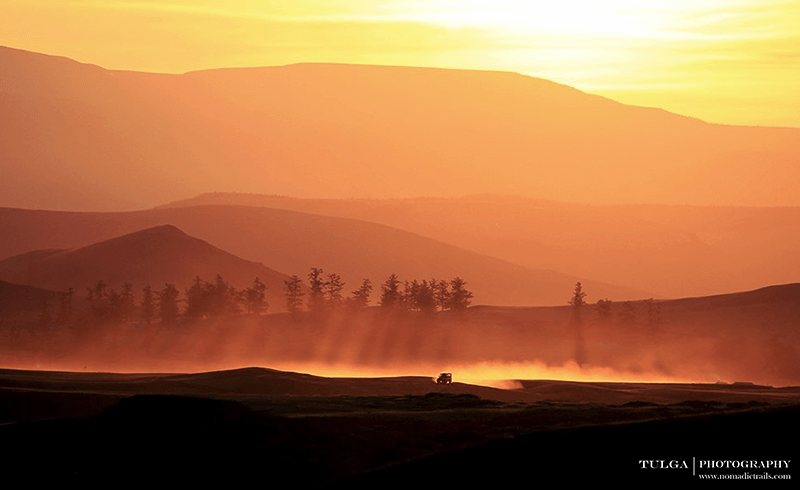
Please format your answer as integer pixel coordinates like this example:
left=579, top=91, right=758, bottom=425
left=342, top=405, right=800, bottom=486
left=1, top=367, right=798, bottom=484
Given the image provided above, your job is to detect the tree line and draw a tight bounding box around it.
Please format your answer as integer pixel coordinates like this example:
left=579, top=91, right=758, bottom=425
left=39, top=275, right=269, bottom=329
left=32, top=276, right=662, bottom=337
left=283, top=269, right=473, bottom=316
left=36, top=269, right=475, bottom=329
left=570, top=282, right=662, bottom=328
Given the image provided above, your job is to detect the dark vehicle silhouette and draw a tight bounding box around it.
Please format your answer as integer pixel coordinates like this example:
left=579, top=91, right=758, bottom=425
left=436, top=372, right=452, bottom=384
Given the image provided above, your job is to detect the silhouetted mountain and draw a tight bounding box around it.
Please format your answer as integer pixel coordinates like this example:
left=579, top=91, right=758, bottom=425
left=156, top=193, right=800, bottom=298
left=0, top=224, right=291, bottom=310
left=1, top=45, right=798, bottom=211
left=0, top=207, right=644, bottom=306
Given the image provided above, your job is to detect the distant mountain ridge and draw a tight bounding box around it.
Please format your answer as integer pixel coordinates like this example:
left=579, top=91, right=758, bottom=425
left=0, top=206, right=646, bottom=306
left=1, top=45, right=799, bottom=211
left=154, top=193, right=800, bottom=299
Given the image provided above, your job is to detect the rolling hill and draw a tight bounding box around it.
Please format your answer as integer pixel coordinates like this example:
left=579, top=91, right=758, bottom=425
left=156, top=193, right=800, bottom=298
left=0, top=225, right=293, bottom=310
left=0, top=206, right=645, bottom=306
left=1, top=45, right=799, bottom=211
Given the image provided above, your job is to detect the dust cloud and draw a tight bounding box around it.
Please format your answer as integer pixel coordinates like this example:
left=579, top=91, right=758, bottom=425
left=3, top=299, right=797, bottom=387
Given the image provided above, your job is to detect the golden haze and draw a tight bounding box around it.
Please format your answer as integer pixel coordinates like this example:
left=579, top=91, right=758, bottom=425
left=1, top=0, right=798, bottom=127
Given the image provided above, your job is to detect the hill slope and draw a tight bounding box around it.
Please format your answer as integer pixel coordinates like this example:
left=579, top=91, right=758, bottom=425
left=1, top=46, right=799, bottom=211
left=0, top=225, right=292, bottom=310
left=0, top=207, right=645, bottom=306
left=156, top=193, right=800, bottom=298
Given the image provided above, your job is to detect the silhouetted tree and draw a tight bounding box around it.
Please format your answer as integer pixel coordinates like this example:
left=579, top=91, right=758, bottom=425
left=158, top=283, right=180, bottom=325
left=244, top=277, right=268, bottom=315
left=569, top=282, right=587, bottom=322
left=448, top=277, right=473, bottom=311
left=423, top=280, right=439, bottom=313
left=141, top=284, right=155, bottom=324
left=401, top=280, right=415, bottom=311
left=408, top=279, right=436, bottom=313
left=379, top=273, right=402, bottom=310
left=185, top=275, right=241, bottom=318
left=284, top=275, right=304, bottom=316
left=325, top=273, right=345, bottom=307
left=185, top=276, right=208, bottom=319
left=307, top=268, right=327, bottom=314
left=208, top=274, right=240, bottom=316
left=432, top=279, right=450, bottom=312
left=349, top=279, right=372, bottom=308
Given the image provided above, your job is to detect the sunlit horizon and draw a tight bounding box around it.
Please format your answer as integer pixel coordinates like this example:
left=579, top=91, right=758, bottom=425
left=1, top=0, right=798, bottom=127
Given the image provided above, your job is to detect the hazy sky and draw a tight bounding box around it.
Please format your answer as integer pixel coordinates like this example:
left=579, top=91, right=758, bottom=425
left=2, top=0, right=798, bottom=127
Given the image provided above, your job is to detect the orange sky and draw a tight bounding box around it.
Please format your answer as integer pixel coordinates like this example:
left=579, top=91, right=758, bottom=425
left=1, top=0, right=799, bottom=127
